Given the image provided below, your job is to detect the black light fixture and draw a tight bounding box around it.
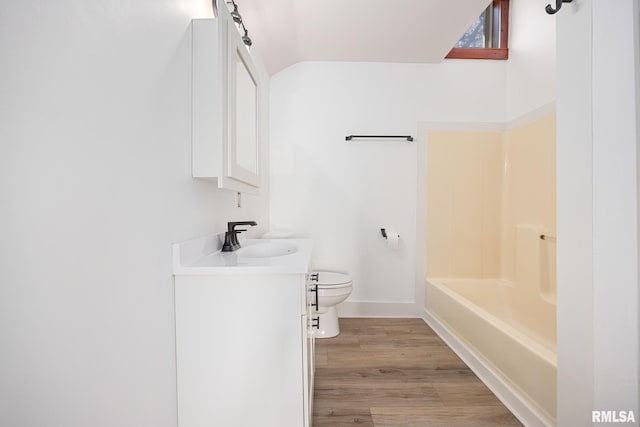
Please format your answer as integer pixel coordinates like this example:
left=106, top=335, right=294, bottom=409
left=242, top=29, right=252, bottom=47
left=230, top=3, right=242, bottom=24
left=226, top=0, right=252, bottom=47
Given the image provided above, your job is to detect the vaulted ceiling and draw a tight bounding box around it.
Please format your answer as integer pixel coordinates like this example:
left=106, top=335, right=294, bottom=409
left=225, top=0, right=492, bottom=75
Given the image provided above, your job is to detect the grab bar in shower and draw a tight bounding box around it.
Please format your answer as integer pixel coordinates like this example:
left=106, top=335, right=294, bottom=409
left=540, top=234, right=556, bottom=242
left=345, top=135, right=414, bottom=142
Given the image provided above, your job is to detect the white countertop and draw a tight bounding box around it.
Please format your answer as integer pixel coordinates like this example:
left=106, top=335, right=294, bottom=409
left=172, top=234, right=313, bottom=275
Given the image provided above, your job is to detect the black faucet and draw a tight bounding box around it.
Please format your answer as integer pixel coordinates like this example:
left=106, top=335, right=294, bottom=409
left=222, top=221, right=257, bottom=252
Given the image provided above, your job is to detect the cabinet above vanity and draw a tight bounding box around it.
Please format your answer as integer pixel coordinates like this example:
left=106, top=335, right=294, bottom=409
left=191, top=11, right=267, bottom=193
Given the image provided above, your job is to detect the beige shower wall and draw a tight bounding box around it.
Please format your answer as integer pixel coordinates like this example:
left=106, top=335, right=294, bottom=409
left=426, top=131, right=503, bottom=278
left=502, top=115, right=556, bottom=295
left=426, top=114, right=556, bottom=286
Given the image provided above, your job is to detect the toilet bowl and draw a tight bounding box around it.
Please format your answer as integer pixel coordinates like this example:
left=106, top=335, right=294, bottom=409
left=313, top=271, right=352, bottom=339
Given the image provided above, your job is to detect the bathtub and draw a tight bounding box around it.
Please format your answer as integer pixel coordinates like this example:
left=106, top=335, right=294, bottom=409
left=425, top=278, right=557, bottom=426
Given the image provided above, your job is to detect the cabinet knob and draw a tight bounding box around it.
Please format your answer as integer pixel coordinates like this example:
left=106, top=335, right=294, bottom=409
left=308, top=273, right=319, bottom=282
left=312, top=317, right=320, bottom=330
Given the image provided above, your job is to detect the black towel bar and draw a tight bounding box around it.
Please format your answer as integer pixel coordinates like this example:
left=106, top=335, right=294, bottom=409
left=345, top=135, right=414, bottom=142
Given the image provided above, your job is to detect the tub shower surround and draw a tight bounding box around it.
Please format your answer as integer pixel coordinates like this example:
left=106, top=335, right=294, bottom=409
left=424, top=114, right=557, bottom=426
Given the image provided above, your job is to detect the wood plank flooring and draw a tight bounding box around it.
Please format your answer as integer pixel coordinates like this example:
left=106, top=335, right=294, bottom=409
left=313, top=318, right=522, bottom=427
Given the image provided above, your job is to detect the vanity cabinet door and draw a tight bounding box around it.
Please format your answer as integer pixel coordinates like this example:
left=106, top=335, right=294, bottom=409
left=175, top=274, right=305, bottom=427
left=303, top=275, right=317, bottom=426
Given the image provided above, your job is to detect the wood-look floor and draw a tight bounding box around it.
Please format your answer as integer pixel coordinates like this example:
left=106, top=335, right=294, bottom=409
left=313, top=318, right=522, bottom=427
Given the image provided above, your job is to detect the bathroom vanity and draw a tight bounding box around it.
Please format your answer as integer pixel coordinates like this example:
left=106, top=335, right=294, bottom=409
left=172, top=236, right=315, bottom=427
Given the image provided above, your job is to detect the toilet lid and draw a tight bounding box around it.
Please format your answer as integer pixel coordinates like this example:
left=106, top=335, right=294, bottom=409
left=315, top=271, right=351, bottom=286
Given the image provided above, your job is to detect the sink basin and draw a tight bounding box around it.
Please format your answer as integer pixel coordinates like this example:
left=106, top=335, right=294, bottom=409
left=173, top=236, right=312, bottom=274
left=236, top=242, right=298, bottom=258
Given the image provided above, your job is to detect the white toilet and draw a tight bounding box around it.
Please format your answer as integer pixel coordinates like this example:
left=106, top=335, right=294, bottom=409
left=313, top=271, right=352, bottom=338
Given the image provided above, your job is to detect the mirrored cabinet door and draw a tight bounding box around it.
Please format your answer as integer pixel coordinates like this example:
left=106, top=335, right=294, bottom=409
left=227, top=42, right=260, bottom=187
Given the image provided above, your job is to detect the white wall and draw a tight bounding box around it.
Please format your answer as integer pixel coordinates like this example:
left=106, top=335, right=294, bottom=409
left=557, top=0, right=640, bottom=423
left=270, top=61, right=505, bottom=315
left=592, top=0, right=640, bottom=415
left=506, top=0, right=556, bottom=121
left=0, top=2, right=269, bottom=426
left=556, top=2, right=594, bottom=424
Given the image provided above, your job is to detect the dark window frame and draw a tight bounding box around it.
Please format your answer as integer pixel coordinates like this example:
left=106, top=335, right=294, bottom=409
left=446, top=0, right=510, bottom=60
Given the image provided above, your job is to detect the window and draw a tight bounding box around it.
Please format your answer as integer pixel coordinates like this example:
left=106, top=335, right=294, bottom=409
left=446, top=0, right=509, bottom=60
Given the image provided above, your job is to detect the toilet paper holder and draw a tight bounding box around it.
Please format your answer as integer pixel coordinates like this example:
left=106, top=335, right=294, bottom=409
left=380, top=228, right=399, bottom=239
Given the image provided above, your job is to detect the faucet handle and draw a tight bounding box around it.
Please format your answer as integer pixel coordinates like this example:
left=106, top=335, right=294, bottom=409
left=231, top=229, right=248, bottom=248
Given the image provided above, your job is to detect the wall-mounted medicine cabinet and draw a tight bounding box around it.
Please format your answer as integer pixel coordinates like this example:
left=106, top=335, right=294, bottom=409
left=192, top=15, right=266, bottom=193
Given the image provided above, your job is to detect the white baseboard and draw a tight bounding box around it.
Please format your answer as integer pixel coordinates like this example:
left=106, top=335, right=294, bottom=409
left=421, top=309, right=554, bottom=427
left=337, top=301, right=418, bottom=317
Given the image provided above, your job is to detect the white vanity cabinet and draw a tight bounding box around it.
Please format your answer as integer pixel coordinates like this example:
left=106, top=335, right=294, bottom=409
left=173, top=237, right=315, bottom=427
left=191, top=13, right=267, bottom=193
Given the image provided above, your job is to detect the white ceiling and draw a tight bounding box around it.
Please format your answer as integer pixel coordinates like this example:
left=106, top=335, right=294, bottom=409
left=224, top=0, right=492, bottom=75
